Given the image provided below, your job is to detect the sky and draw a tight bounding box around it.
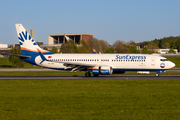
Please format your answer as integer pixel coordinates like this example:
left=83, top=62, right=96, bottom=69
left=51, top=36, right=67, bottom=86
left=0, top=0, right=180, bottom=45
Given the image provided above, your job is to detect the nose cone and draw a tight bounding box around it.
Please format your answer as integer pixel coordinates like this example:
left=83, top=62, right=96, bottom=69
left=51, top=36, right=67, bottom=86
left=169, top=61, right=175, bottom=68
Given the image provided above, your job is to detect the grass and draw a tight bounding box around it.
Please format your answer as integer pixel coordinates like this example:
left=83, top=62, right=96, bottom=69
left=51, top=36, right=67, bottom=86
left=164, top=56, right=180, bottom=67
left=0, top=57, right=41, bottom=68
left=0, top=57, right=15, bottom=68
left=0, top=79, right=180, bottom=120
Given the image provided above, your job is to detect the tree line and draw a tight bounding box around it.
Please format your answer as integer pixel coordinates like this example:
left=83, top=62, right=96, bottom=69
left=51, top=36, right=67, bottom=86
left=45, top=36, right=180, bottom=54
left=44, top=39, right=141, bottom=54
left=139, top=36, right=180, bottom=52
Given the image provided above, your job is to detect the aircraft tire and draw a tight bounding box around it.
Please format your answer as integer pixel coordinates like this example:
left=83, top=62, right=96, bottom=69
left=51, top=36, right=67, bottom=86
left=94, top=74, right=99, bottom=77
left=155, top=73, right=159, bottom=77
left=85, top=72, right=91, bottom=77
left=88, top=72, right=91, bottom=77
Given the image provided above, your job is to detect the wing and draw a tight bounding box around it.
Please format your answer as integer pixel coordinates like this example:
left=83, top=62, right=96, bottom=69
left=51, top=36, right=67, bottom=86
left=1, top=52, right=31, bottom=58
left=37, top=49, right=96, bottom=71
left=59, top=61, right=96, bottom=71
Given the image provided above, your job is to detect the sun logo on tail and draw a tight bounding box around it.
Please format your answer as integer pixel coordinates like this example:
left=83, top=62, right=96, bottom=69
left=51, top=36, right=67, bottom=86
left=18, top=31, right=37, bottom=46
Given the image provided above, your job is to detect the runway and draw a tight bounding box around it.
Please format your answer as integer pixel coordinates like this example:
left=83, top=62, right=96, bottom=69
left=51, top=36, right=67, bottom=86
left=0, top=75, right=180, bottom=80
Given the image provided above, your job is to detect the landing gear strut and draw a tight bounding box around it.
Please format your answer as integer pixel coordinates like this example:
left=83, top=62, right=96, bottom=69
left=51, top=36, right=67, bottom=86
left=85, top=72, right=91, bottom=77
left=155, top=70, right=165, bottom=77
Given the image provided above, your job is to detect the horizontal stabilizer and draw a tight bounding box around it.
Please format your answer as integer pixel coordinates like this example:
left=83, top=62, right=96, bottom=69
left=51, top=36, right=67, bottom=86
left=1, top=52, right=31, bottom=58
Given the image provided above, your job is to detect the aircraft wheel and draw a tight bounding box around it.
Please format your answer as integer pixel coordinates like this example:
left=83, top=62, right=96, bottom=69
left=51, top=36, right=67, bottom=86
left=155, top=73, right=159, bottom=77
left=94, top=74, right=99, bottom=77
left=85, top=72, right=91, bottom=77
left=88, top=72, right=91, bottom=77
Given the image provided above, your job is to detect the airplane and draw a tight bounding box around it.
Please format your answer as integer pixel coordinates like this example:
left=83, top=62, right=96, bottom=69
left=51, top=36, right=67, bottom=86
left=15, top=24, right=175, bottom=77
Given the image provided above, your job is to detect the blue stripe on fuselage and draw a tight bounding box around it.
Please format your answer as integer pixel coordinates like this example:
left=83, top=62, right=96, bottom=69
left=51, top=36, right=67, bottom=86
left=113, top=68, right=168, bottom=72
left=20, top=50, right=54, bottom=65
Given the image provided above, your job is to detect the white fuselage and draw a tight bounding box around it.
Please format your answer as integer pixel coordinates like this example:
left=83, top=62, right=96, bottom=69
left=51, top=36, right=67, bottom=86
left=34, top=54, right=175, bottom=71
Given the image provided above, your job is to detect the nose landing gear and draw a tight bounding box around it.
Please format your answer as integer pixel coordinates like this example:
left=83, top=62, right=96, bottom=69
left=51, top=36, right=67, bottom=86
left=155, top=70, right=165, bottom=77
left=155, top=73, right=159, bottom=77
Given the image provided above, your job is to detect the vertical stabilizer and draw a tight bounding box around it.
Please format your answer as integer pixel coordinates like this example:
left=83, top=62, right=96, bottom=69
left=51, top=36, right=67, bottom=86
left=92, top=49, right=97, bottom=54
left=15, top=24, right=50, bottom=55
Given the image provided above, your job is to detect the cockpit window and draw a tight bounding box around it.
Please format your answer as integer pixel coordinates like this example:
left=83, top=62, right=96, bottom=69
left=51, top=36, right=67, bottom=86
left=160, top=59, right=168, bottom=61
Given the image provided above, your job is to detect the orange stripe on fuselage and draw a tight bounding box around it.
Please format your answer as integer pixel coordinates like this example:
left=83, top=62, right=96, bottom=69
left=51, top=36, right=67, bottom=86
left=21, top=47, right=50, bottom=53
left=92, top=68, right=98, bottom=70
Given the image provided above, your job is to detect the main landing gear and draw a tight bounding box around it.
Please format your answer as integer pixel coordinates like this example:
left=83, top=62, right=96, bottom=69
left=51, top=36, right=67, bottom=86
left=85, top=72, right=91, bottom=77
left=85, top=72, right=99, bottom=77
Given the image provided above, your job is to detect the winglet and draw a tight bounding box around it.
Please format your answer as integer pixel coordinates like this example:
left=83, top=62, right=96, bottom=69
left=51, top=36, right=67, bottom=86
left=92, top=49, right=97, bottom=54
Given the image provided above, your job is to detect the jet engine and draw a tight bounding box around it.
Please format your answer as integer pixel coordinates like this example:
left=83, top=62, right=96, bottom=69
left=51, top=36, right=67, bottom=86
left=100, top=66, right=113, bottom=75
left=92, top=66, right=113, bottom=76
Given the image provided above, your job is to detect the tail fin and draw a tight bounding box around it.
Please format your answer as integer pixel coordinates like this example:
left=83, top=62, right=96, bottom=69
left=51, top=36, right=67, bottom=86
left=92, top=49, right=97, bottom=54
left=15, top=24, right=51, bottom=55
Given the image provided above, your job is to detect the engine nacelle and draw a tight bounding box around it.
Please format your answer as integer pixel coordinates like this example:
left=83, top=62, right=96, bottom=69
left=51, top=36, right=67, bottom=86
left=92, top=66, right=113, bottom=76
left=92, top=66, right=100, bottom=76
left=100, top=66, right=113, bottom=75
